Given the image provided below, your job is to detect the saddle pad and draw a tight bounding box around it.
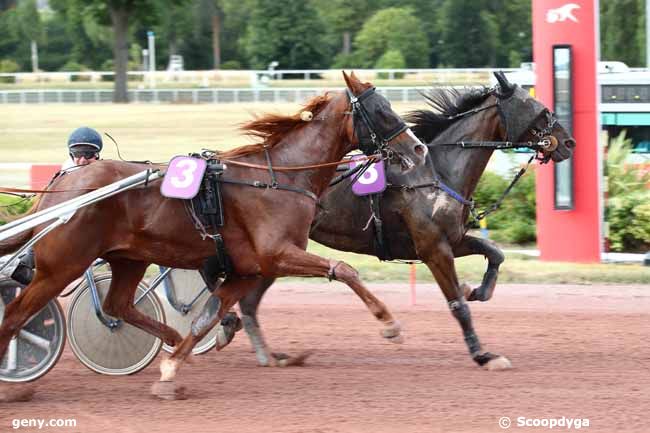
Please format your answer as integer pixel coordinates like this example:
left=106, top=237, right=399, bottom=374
left=161, top=156, right=207, bottom=199
left=350, top=155, right=387, bottom=196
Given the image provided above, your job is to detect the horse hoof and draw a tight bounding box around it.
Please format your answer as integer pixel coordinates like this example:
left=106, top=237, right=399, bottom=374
left=485, top=356, right=512, bottom=371
left=272, top=350, right=313, bottom=367
left=215, top=313, right=242, bottom=351
left=381, top=321, right=401, bottom=339
left=387, top=334, right=404, bottom=344
left=151, top=381, right=187, bottom=401
left=0, top=383, right=36, bottom=403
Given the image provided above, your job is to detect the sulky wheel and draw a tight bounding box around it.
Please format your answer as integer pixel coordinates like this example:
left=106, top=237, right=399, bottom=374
left=0, top=278, right=66, bottom=383
left=156, top=269, right=218, bottom=355
left=66, top=273, right=164, bottom=376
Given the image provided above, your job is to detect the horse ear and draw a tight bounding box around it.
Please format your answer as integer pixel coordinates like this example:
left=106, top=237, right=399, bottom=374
left=342, top=71, right=355, bottom=93
left=494, top=71, right=514, bottom=94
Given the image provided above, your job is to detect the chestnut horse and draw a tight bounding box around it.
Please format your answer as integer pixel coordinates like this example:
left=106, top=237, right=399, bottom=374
left=0, top=72, right=427, bottom=401
left=216, top=73, right=575, bottom=370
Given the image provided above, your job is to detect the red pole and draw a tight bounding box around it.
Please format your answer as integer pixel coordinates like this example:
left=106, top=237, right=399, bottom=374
left=409, top=264, right=416, bottom=306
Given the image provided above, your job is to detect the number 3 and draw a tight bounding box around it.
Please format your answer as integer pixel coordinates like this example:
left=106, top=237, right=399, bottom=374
left=171, top=159, right=198, bottom=188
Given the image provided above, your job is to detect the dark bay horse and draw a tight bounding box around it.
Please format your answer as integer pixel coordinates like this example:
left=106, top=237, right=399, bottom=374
left=0, top=72, right=428, bottom=401
left=218, top=73, right=575, bottom=370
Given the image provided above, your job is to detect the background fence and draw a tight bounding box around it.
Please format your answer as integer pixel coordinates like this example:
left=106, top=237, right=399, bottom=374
left=0, top=87, right=431, bottom=104
left=0, top=68, right=516, bottom=88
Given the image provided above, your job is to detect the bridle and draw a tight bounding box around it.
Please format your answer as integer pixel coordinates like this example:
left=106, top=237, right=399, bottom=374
left=385, top=85, right=563, bottom=224
left=442, top=87, right=559, bottom=164
left=346, top=87, right=409, bottom=157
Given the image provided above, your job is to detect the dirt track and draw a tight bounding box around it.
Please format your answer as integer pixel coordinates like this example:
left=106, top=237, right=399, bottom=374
left=1, top=282, right=649, bottom=433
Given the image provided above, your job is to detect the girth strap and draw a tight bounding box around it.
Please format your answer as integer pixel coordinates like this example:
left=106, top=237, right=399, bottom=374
left=369, top=193, right=392, bottom=261
left=218, top=178, right=318, bottom=202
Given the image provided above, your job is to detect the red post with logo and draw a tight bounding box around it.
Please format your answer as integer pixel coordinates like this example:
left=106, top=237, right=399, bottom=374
left=533, top=0, right=602, bottom=262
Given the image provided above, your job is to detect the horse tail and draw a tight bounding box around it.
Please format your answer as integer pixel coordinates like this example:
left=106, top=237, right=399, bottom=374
left=0, top=194, right=42, bottom=255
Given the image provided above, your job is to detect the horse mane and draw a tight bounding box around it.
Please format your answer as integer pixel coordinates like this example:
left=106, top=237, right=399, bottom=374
left=405, top=87, right=492, bottom=144
left=218, top=93, right=335, bottom=158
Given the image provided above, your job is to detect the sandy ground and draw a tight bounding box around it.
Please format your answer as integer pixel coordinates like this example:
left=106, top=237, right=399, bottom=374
left=0, top=282, right=649, bottom=433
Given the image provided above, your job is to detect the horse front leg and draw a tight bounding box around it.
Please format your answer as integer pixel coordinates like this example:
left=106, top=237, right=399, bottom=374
left=452, top=235, right=505, bottom=302
left=421, top=239, right=511, bottom=370
left=268, top=244, right=402, bottom=343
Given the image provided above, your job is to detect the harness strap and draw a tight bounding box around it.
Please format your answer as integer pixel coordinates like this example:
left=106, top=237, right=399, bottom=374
left=445, top=103, right=498, bottom=121
left=369, top=194, right=392, bottom=261
left=263, top=147, right=278, bottom=187
left=437, top=181, right=474, bottom=207
left=471, top=154, right=535, bottom=221
left=387, top=179, right=473, bottom=207
left=218, top=178, right=318, bottom=202
left=442, top=140, right=548, bottom=151
left=329, top=162, right=366, bottom=187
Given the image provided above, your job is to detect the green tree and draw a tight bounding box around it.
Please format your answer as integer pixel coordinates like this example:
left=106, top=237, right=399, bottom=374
left=353, top=7, right=429, bottom=68
left=489, top=0, right=531, bottom=66
left=244, top=0, right=327, bottom=69
left=0, top=0, right=15, bottom=11
left=219, top=0, right=253, bottom=67
left=314, top=0, right=379, bottom=56
left=4, top=0, right=43, bottom=71
left=77, top=0, right=165, bottom=102
left=379, top=0, right=443, bottom=66
left=48, top=0, right=112, bottom=71
left=437, top=0, right=498, bottom=67
left=601, top=0, right=644, bottom=66
left=0, top=9, right=20, bottom=67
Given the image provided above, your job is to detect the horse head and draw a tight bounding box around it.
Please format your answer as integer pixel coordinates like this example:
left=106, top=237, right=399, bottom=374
left=341, top=71, right=428, bottom=171
left=494, top=71, right=575, bottom=163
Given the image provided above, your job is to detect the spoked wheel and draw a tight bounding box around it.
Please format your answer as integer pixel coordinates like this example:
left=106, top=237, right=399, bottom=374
left=156, top=269, right=218, bottom=355
left=0, top=278, right=66, bottom=383
left=66, top=273, right=165, bottom=376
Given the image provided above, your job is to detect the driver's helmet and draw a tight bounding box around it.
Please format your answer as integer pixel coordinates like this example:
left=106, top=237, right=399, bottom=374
left=67, top=127, right=103, bottom=153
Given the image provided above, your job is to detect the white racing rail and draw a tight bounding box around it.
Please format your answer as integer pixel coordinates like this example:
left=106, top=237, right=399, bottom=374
left=0, top=169, right=163, bottom=274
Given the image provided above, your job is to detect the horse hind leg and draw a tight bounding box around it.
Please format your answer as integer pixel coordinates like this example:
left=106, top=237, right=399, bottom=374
left=152, top=277, right=257, bottom=400
left=102, top=259, right=182, bottom=347
left=452, top=235, right=504, bottom=302
left=422, top=240, right=511, bottom=370
left=236, top=277, right=311, bottom=367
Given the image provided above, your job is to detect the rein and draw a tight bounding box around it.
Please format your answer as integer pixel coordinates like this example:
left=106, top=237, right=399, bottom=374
left=217, top=153, right=379, bottom=172
left=0, top=185, right=96, bottom=195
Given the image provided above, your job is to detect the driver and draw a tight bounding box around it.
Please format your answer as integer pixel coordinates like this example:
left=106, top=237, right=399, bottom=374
left=1, top=127, right=103, bottom=285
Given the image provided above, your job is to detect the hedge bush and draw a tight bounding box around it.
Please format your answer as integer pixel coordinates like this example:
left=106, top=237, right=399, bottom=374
left=605, top=131, right=650, bottom=252
left=472, top=169, right=537, bottom=244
